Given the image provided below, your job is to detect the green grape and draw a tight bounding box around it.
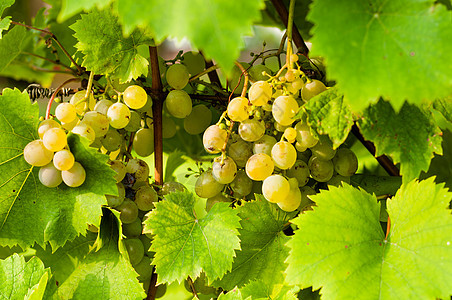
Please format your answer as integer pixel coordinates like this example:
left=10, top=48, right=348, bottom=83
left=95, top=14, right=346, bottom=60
left=123, top=238, right=144, bottom=265
left=101, top=128, right=122, bottom=152
left=165, top=89, right=192, bottom=118
left=184, top=104, right=212, bottom=135
left=136, top=95, right=153, bottom=115
left=227, top=97, right=250, bottom=122
left=195, top=170, right=224, bottom=198
left=81, top=111, right=109, bottom=137
left=228, top=138, right=253, bottom=167
left=299, top=186, right=316, bottom=210
left=291, top=77, right=305, bottom=92
left=123, top=85, right=147, bottom=109
left=107, top=102, right=131, bottom=129
left=135, top=185, right=158, bottom=211
left=126, top=159, right=150, bottom=182
left=332, top=148, right=358, bottom=176
left=295, top=141, right=307, bottom=152
left=297, top=148, right=312, bottom=164
left=230, top=170, right=253, bottom=197
left=61, top=117, right=79, bottom=131
left=122, top=217, right=142, bottom=237
left=108, top=160, right=126, bottom=182
left=262, top=174, right=290, bottom=203
left=327, top=174, right=351, bottom=187
left=61, top=162, right=86, bottom=187
left=202, top=125, right=227, bottom=154
left=238, top=119, right=265, bottom=142
left=271, top=141, right=297, bottom=169
left=182, top=51, right=205, bottom=75
left=71, top=123, right=96, bottom=144
left=94, top=99, right=113, bottom=115
left=43, top=127, right=67, bottom=152
left=277, top=177, right=301, bottom=212
left=23, top=140, right=54, bottom=167
left=133, top=128, right=155, bottom=157
left=301, top=79, right=327, bottom=101
left=166, top=63, right=190, bottom=89
left=294, top=122, right=318, bottom=148
left=248, top=81, right=272, bottom=106
left=38, top=119, right=61, bottom=139
left=105, top=182, right=125, bottom=208
left=211, top=156, right=237, bottom=184
left=55, top=103, right=77, bottom=124
left=155, top=283, right=167, bottom=298
left=253, top=135, right=277, bottom=156
left=245, top=153, right=274, bottom=181
left=38, top=163, right=63, bottom=188
left=284, top=127, right=297, bottom=143
left=310, top=135, right=336, bottom=160
left=139, top=234, right=155, bottom=257
left=161, top=181, right=187, bottom=195
left=116, top=199, right=139, bottom=224
left=134, top=256, right=153, bottom=282
left=248, top=64, right=271, bottom=81
left=274, top=122, right=289, bottom=133
left=53, top=149, right=75, bottom=171
left=272, top=95, right=299, bottom=126
left=287, top=160, right=310, bottom=187
left=162, top=115, right=176, bottom=139
left=70, top=90, right=95, bottom=115
left=227, top=62, right=250, bottom=92
left=124, top=111, right=142, bottom=132
left=205, top=193, right=230, bottom=212
left=308, top=156, right=334, bottom=182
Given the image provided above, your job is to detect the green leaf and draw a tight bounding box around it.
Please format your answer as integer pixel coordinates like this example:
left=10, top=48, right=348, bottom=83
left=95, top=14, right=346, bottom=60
left=164, top=150, right=185, bottom=182
left=0, top=254, right=50, bottom=299
left=217, top=280, right=299, bottom=300
left=358, top=99, right=442, bottom=183
left=0, top=0, right=14, bottom=38
left=218, top=287, right=242, bottom=300
left=71, top=8, right=153, bottom=83
left=303, top=87, right=355, bottom=148
left=0, top=24, right=27, bottom=71
left=214, top=196, right=293, bottom=290
left=116, top=0, right=265, bottom=72
left=308, top=0, right=452, bottom=111
left=58, top=0, right=112, bottom=22
left=433, top=95, right=452, bottom=124
left=0, top=89, right=117, bottom=250
left=285, top=180, right=452, bottom=299
left=350, top=174, right=402, bottom=196
left=143, top=191, right=241, bottom=284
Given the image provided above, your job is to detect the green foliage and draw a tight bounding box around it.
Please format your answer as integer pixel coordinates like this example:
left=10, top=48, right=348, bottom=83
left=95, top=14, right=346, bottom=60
left=0, top=24, right=26, bottom=71
left=143, top=191, right=241, bottom=284
left=285, top=180, right=452, bottom=299
left=433, top=96, right=452, bottom=124
left=218, top=280, right=299, bottom=300
left=308, top=0, right=452, bottom=111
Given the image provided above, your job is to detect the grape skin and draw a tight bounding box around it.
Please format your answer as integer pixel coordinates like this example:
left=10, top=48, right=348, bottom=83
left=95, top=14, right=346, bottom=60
left=23, top=140, right=54, bottom=167
left=123, top=238, right=144, bottom=265
left=105, top=182, right=125, bottom=208
left=107, top=102, right=131, bottom=129
left=71, top=123, right=96, bottom=144
left=55, top=103, right=77, bottom=124
left=123, top=85, right=147, bottom=109
left=39, top=163, right=63, bottom=188
left=230, top=170, right=253, bottom=197
left=184, top=104, right=212, bottom=135
left=301, top=79, right=327, bottom=101
left=211, top=156, right=237, bottom=184
left=38, top=119, right=61, bottom=139
left=53, top=149, right=75, bottom=171
left=308, top=156, right=334, bottom=182
left=238, top=119, right=265, bottom=142
left=166, top=64, right=190, bottom=89
left=117, top=199, right=139, bottom=224
left=181, top=51, right=206, bottom=75
left=332, top=148, right=358, bottom=177
left=133, top=128, right=155, bottom=157
left=228, top=138, right=253, bottom=167
left=195, top=170, right=224, bottom=198
left=271, top=141, right=297, bottom=169
left=43, top=127, right=67, bottom=152
left=165, top=89, right=192, bottom=118
left=203, top=125, right=227, bottom=154
left=135, top=185, right=158, bottom=211
left=70, top=90, right=95, bottom=115
left=62, top=161, right=86, bottom=187
left=101, top=129, right=122, bottom=152
left=80, top=111, right=109, bottom=137
left=253, top=135, right=277, bottom=156
left=272, top=95, right=299, bottom=126
left=287, top=160, right=310, bottom=187
left=262, top=174, right=290, bottom=203
left=248, top=81, right=272, bottom=106
left=227, top=97, right=250, bottom=122
left=245, top=153, right=274, bottom=181
left=295, top=122, right=318, bottom=148
left=277, top=178, right=301, bottom=212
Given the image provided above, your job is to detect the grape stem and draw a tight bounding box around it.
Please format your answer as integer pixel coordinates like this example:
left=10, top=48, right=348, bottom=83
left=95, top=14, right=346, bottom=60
left=187, top=276, right=199, bottom=298
left=22, top=51, right=73, bottom=73
left=233, top=61, right=249, bottom=98
left=45, top=78, right=80, bottom=120
left=189, top=64, right=220, bottom=82
left=285, top=0, right=296, bottom=69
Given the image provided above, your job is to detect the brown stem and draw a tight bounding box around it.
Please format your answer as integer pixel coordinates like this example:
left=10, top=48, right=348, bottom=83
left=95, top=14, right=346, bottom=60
left=145, top=268, right=158, bottom=300
left=45, top=78, right=80, bottom=119
left=351, top=125, right=400, bottom=176
left=187, top=276, right=199, bottom=298
left=22, top=51, right=73, bottom=72
left=11, top=21, right=84, bottom=74
left=269, top=0, right=309, bottom=56
left=201, top=51, right=223, bottom=89
left=233, top=61, right=249, bottom=98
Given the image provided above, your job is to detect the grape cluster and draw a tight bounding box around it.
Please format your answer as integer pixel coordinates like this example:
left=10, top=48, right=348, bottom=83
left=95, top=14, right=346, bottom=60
left=198, top=56, right=358, bottom=212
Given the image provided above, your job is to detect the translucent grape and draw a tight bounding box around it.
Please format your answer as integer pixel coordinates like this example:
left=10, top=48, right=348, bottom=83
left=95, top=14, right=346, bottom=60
left=123, top=85, right=147, bottom=109
left=38, top=119, right=60, bottom=139
left=162, top=116, right=176, bottom=139
left=136, top=95, right=153, bottom=115
left=61, top=117, right=79, bottom=131
left=101, top=128, right=122, bottom=152
left=71, top=123, right=96, bottom=144
left=117, top=199, right=139, bottom=224
left=107, top=102, right=131, bottom=129
left=81, top=111, right=109, bottom=138
left=133, top=128, right=154, bottom=157
left=230, top=170, right=253, bottom=197
left=272, top=95, right=299, bottom=126
left=195, top=170, right=224, bottom=198
left=105, top=182, right=125, bottom=207
left=126, top=159, right=150, bottom=182
left=184, top=104, right=212, bottom=135
left=166, top=64, right=190, bottom=89
left=124, top=111, right=141, bottom=132
left=165, top=89, right=192, bottom=118
left=245, top=153, right=274, bottom=181
left=181, top=51, right=205, bottom=75
left=94, top=99, right=113, bottom=115
left=135, top=185, right=158, bottom=211
left=253, top=135, right=277, bottom=156
left=122, top=218, right=142, bottom=237
left=248, top=81, right=272, bottom=106
left=284, top=127, right=297, bottom=143
left=38, top=163, right=62, bottom=188
left=262, top=174, right=290, bottom=203
left=43, top=127, right=67, bottom=152
left=308, top=155, right=334, bottom=182
left=134, top=256, right=153, bottom=281
left=123, top=238, right=144, bottom=265
left=332, top=148, right=358, bottom=176
left=301, top=79, right=327, bottom=101
left=53, top=149, right=75, bottom=171
left=277, top=178, right=301, bottom=212
left=287, top=160, right=310, bottom=187
left=61, top=161, right=86, bottom=187
left=55, top=103, right=77, bottom=123
left=295, top=122, right=318, bottom=148
left=23, top=140, right=54, bottom=167
left=227, top=97, right=250, bottom=122
left=271, top=141, right=297, bottom=169
left=70, top=90, right=95, bottom=115
left=238, top=119, right=265, bottom=142
left=108, top=160, right=126, bottom=182
left=203, top=125, right=227, bottom=154
left=161, top=181, right=187, bottom=195
left=310, top=135, right=336, bottom=160
left=211, top=156, right=237, bottom=184
left=228, top=139, right=253, bottom=167
left=205, top=193, right=230, bottom=212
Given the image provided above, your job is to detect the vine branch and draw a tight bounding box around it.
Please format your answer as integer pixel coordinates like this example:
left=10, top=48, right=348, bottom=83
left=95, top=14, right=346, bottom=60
left=45, top=78, right=80, bottom=120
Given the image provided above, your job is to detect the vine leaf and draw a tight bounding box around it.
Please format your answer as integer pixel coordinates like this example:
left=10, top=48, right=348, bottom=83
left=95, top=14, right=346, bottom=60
left=116, top=0, right=265, bottom=72
left=433, top=95, right=452, bottom=124
left=285, top=180, right=452, bottom=299
left=0, top=89, right=117, bottom=250
left=303, top=87, right=355, bottom=148
left=358, top=99, right=442, bottom=183
left=307, top=0, right=452, bottom=111
left=0, top=254, right=51, bottom=299
left=214, top=196, right=294, bottom=290
left=217, top=280, right=299, bottom=300
left=143, top=191, right=241, bottom=284
left=0, top=0, right=14, bottom=38
left=0, top=24, right=27, bottom=71
left=58, top=0, right=112, bottom=22
left=71, top=8, right=153, bottom=83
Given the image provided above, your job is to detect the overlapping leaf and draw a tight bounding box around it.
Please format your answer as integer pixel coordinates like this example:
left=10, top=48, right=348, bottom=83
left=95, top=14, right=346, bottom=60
left=308, top=0, right=452, bottom=111
left=143, top=191, right=241, bottom=284
left=0, top=89, right=117, bottom=250
left=0, top=25, right=27, bottom=71
left=358, top=99, right=442, bottom=183
left=71, top=8, right=153, bottom=83
left=218, top=280, right=298, bottom=300
left=433, top=95, right=452, bottom=124
left=285, top=180, right=452, bottom=299
left=215, top=197, right=293, bottom=290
